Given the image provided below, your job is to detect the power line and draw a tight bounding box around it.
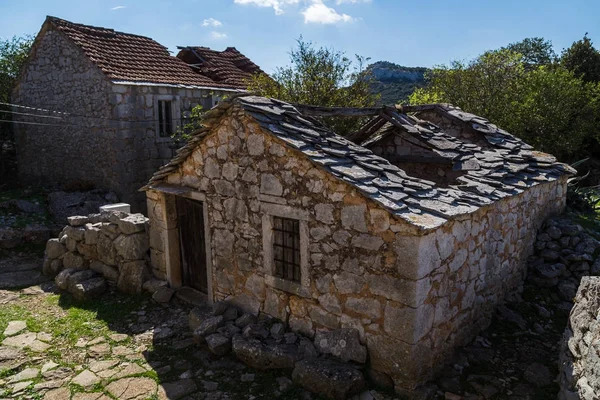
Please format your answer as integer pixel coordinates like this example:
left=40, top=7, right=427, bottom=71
left=0, top=110, right=63, bottom=120
left=0, top=102, right=69, bottom=116
left=0, top=101, right=208, bottom=124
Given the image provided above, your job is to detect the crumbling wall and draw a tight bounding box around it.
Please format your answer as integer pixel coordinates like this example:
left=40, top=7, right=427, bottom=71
left=43, top=211, right=155, bottom=299
left=559, top=277, right=600, bottom=399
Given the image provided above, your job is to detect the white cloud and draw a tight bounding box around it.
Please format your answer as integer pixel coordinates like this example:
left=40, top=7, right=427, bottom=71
left=211, top=31, right=228, bottom=40
left=233, top=0, right=300, bottom=15
left=302, top=1, right=354, bottom=24
left=110, top=5, right=126, bottom=10
left=202, top=17, right=222, bottom=27
left=335, top=0, right=371, bottom=3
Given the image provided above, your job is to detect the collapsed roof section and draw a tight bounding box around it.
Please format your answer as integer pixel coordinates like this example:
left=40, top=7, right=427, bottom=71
left=144, top=95, right=574, bottom=230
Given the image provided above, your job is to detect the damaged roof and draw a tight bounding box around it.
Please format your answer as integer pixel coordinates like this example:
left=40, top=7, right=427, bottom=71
left=144, top=95, right=574, bottom=230
left=177, top=46, right=263, bottom=89
left=45, top=16, right=240, bottom=89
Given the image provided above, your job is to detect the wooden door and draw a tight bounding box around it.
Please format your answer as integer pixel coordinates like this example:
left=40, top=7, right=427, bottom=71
left=176, top=196, right=208, bottom=293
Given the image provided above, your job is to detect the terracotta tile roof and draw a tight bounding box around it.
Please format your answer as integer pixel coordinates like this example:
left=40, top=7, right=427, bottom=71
left=144, top=95, right=574, bottom=230
left=46, top=16, right=237, bottom=89
left=177, top=46, right=263, bottom=89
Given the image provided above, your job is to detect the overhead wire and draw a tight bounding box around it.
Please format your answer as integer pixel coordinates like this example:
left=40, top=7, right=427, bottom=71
left=0, top=101, right=205, bottom=124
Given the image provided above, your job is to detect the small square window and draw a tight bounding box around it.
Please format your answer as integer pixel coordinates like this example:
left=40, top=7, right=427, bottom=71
left=158, top=100, right=173, bottom=137
left=272, top=216, right=301, bottom=283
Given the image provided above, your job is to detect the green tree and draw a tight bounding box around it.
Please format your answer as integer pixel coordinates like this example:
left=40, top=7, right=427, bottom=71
left=561, top=34, right=600, bottom=83
left=409, top=48, right=600, bottom=160
left=247, top=38, right=378, bottom=135
left=410, top=49, right=527, bottom=125
left=0, top=34, right=33, bottom=183
left=504, top=37, right=556, bottom=67
left=0, top=35, right=33, bottom=103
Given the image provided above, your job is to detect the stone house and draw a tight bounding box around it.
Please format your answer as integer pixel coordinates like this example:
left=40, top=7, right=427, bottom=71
left=142, top=94, right=574, bottom=392
left=12, top=16, right=261, bottom=209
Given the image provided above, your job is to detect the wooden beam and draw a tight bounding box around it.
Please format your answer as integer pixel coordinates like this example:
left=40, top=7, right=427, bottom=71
left=347, top=115, right=387, bottom=144
left=385, top=154, right=453, bottom=165
left=292, top=104, right=383, bottom=117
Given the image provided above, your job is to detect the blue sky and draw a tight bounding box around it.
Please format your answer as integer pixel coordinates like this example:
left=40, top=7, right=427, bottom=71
left=1, top=0, right=598, bottom=73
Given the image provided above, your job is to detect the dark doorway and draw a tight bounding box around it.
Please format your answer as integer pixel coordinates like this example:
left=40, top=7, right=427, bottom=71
left=176, top=196, right=208, bottom=293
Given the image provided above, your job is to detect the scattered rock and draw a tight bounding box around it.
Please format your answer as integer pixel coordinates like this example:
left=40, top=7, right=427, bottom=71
left=232, top=335, right=302, bottom=370
left=4, top=320, right=27, bottom=337
left=152, top=287, right=175, bottom=303
left=314, top=328, right=367, bottom=363
left=292, top=358, right=365, bottom=400
left=205, top=333, right=232, bottom=356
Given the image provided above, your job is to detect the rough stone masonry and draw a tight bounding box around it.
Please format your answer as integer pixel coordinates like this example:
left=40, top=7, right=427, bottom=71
left=144, top=96, right=569, bottom=393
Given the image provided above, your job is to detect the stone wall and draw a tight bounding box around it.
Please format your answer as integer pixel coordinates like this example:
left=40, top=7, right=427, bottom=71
left=12, top=26, right=115, bottom=192
left=146, top=104, right=567, bottom=392
left=109, top=84, right=232, bottom=208
left=43, top=211, right=154, bottom=298
left=559, top=276, right=600, bottom=399
left=12, top=23, right=236, bottom=211
left=367, top=132, right=465, bottom=186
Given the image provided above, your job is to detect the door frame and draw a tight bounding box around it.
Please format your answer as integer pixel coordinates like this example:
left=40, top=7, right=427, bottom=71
left=162, top=189, right=214, bottom=304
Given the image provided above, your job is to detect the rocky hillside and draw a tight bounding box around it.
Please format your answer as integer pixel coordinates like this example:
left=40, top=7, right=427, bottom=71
left=367, top=61, right=428, bottom=105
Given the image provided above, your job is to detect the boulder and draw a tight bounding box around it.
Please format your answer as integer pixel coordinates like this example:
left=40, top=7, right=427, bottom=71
left=243, top=324, right=270, bottom=340
left=114, top=233, right=149, bottom=261
left=67, top=216, right=89, bottom=227
left=45, top=239, right=67, bottom=259
left=117, top=214, right=148, bottom=235
left=117, top=260, right=148, bottom=294
left=232, top=335, right=303, bottom=370
left=62, top=252, right=87, bottom=270
left=189, top=308, right=207, bottom=332
left=205, top=333, right=231, bottom=356
left=43, top=258, right=63, bottom=278
left=193, top=316, right=224, bottom=341
left=71, top=278, right=106, bottom=301
left=96, top=233, right=117, bottom=266
left=67, top=270, right=97, bottom=293
left=152, top=287, right=174, bottom=303
left=217, top=323, right=241, bottom=339
left=314, top=328, right=367, bottom=364
left=142, top=278, right=168, bottom=294
left=292, top=358, right=366, bottom=400
left=235, top=313, right=256, bottom=329
left=55, top=269, right=77, bottom=290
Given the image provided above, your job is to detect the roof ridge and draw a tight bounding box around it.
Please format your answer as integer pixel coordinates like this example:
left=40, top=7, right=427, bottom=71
left=46, top=15, right=159, bottom=43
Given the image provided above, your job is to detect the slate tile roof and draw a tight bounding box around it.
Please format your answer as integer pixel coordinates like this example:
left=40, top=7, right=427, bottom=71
left=177, top=46, right=263, bottom=89
left=144, top=95, right=574, bottom=230
left=46, top=16, right=237, bottom=89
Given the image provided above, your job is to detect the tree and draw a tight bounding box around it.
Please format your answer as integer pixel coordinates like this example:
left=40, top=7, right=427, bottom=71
left=504, top=37, right=556, bottom=67
left=0, top=34, right=33, bottom=184
left=247, top=38, right=378, bottom=135
left=409, top=48, right=600, bottom=160
left=561, top=34, right=600, bottom=83
left=0, top=35, right=33, bottom=103
left=410, top=49, right=527, bottom=126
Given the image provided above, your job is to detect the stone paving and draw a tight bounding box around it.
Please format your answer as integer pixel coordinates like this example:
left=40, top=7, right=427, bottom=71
left=0, top=282, right=322, bottom=400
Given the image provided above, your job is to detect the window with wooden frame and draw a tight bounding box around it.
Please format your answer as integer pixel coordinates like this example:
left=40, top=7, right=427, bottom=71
left=272, top=216, right=301, bottom=283
left=157, top=100, right=173, bottom=137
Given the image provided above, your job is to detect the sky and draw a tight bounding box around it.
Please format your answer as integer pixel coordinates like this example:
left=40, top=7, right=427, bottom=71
left=0, top=0, right=598, bottom=73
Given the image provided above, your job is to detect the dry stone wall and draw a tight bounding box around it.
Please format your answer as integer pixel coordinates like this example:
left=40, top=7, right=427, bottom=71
left=43, top=211, right=156, bottom=299
left=560, top=276, right=600, bottom=400
left=146, top=104, right=567, bottom=392
left=12, top=27, right=115, bottom=192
